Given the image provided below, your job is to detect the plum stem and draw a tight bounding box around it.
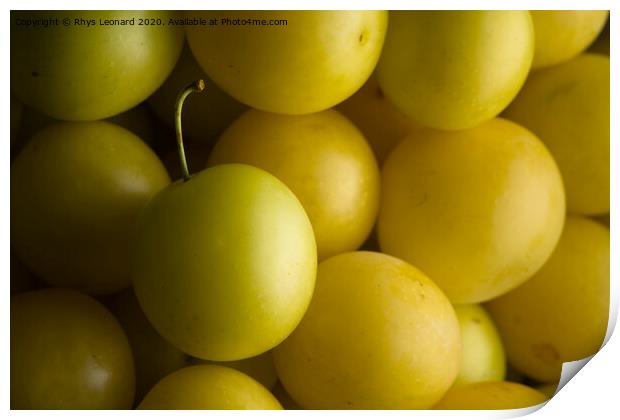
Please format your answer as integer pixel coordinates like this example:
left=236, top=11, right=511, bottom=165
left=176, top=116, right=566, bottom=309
left=175, top=79, right=205, bottom=182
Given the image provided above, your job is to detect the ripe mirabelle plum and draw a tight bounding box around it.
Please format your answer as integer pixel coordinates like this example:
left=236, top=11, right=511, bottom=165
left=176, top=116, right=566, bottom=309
left=379, top=118, right=565, bottom=303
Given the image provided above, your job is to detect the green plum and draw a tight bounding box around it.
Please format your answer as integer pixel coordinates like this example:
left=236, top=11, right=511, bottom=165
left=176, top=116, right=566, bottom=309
left=530, top=10, right=609, bottom=68
left=186, top=11, right=387, bottom=114
left=11, top=289, right=135, bottom=409
left=504, top=54, right=610, bottom=215
left=208, top=109, right=380, bottom=261
left=106, top=288, right=189, bottom=403
left=148, top=44, right=247, bottom=143
left=138, top=365, right=282, bottom=409
left=486, top=216, right=609, bottom=383
left=132, top=82, right=317, bottom=362
left=453, top=304, right=506, bottom=386
left=377, top=11, right=533, bottom=130
left=273, top=251, right=461, bottom=409
left=11, top=121, right=170, bottom=295
left=378, top=119, right=565, bottom=303
left=11, top=10, right=184, bottom=121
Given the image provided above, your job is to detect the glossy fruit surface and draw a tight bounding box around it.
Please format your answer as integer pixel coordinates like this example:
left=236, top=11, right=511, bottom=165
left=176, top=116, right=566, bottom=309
left=148, top=44, right=247, bottom=143
left=377, top=11, right=533, bottom=130
left=186, top=11, right=387, bottom=114
left=11, top=10, right=184, bottom=121
left=133, top=164, right=316, bottom=361
left=336, top=73, right=419, bottom=163
left=504, top=54, right=609, bottom=215
left=138, top=365, right=282, bottom=409
left=273, top=251, right=461, bottom=409
left=486, top=216, right=609, bottom=382
left=530, top=10, right=609, bottom=68
left=379, top=118, right=565, bottom=303
left=11, top=121, right=170, bottom=295
left=434, top=381, right=548, bottom=409
left=453, top=304, right=506, bottom=386
left=11, top=288, right=135, bottom=409
left=107, top=288, right=188, bottom=402
left=209, top=109, right=380, bottom=260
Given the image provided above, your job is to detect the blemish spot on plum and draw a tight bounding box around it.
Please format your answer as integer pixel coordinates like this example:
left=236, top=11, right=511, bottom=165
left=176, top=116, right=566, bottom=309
left=531, top=342, right=560, bottom=364
left=358, top=30, right=368, bottom=46
left=547, top=82, right=578, bottom=103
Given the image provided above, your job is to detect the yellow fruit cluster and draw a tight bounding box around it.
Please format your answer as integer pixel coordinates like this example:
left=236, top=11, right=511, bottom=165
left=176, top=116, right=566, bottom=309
left=10, top=10, right=609, bottom=410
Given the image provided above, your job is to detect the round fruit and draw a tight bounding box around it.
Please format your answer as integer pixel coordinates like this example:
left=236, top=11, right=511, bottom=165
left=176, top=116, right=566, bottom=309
left=186, top=11, right=387, bottom=114
left=273, top=251, right=461, bottom=409
left=133, top=164, right=316, bottom=361
left=11, top=289, right=135, bottom=409
left=378, top=118, right=565, bottom=303
left=504, top=54, right=609, bottom=215
left=434, top=381, right=548, bottom=410
left=377, top=11, right=533, bottom=130
left=486, top=216, right=609, bottom=383
left=336, top=73, right=419, bottom=163
left=209, top=109, right=380, bottom=260
left=11, top=10, right=184, bottom=121
left=453, top=304, right=506, bottom=386
left=11, top=121, right=170, bottom=295
left=192, top=351, right=278, bottom=389
left=530, top=10, right=609, bottom=68
left=148, top=44, right=247, bottom=143
left=138, top=365, right=282, bottom=409
left=107, top=288, right=188, bottom=402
